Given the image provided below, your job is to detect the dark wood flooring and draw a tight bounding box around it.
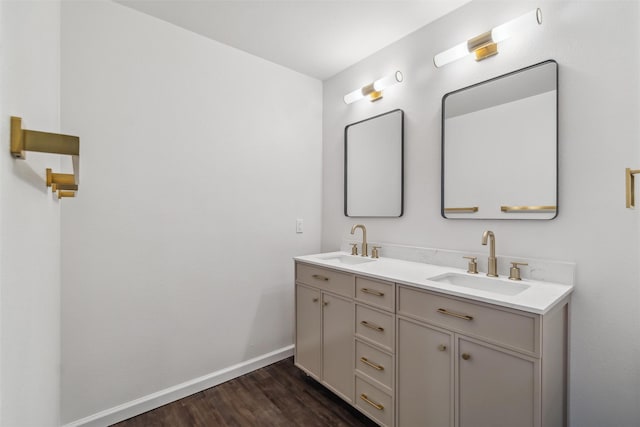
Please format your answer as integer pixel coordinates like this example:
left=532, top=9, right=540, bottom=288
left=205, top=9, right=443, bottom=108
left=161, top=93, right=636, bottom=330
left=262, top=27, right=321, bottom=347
left=112, top=357, right=378, bottom=427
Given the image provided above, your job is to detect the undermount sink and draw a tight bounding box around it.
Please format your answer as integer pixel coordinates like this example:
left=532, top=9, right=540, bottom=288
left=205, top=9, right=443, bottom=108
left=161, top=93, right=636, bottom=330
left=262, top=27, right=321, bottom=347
left=315, top=253, right=377, bottom=265
left=428, top=272, right=530, bottom=296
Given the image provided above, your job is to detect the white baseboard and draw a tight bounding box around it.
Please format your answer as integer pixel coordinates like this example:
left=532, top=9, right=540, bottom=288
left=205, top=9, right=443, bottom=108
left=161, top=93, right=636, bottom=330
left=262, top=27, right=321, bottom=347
left=62, top=345, right=295, bottom=427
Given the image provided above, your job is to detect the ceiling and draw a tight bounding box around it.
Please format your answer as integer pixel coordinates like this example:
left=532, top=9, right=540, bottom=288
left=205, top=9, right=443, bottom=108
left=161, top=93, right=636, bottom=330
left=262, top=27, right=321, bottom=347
left=115, top=0, right=471, bottom=80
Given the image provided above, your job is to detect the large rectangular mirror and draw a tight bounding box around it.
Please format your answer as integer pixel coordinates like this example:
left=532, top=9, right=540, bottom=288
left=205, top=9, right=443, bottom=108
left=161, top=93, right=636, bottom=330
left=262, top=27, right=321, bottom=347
left=442, top=60, right=558, bottom=219
left=345, top=109, right=404, bottom=217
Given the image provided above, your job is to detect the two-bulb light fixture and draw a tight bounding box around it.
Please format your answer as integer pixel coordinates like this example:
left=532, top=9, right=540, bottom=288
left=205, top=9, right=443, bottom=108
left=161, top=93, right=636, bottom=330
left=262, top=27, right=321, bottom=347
left=433, top=8, right=542, bottom=68
left=343, top=71, right=404, bottom=104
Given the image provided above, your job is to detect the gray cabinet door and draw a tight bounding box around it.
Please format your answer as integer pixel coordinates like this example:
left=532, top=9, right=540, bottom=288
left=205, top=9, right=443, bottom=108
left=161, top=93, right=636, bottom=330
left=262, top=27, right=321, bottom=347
left=322, top=292, right=354, bottom=402
left=295, top=284, right=321, bottom=379
left=397, top=317, right=453, bottom=427
left=458, top=337, right=537, bottom=427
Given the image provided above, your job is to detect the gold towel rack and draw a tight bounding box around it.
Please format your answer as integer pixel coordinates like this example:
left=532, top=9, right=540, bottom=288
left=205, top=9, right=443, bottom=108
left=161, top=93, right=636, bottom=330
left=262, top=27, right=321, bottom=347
left=10, top=116, right=80, bottom=199
left=444, top=207, right=479, bottom=213
left=500, top=205, right=556, bottom=213
left=626, top=168, right=640, bottom=208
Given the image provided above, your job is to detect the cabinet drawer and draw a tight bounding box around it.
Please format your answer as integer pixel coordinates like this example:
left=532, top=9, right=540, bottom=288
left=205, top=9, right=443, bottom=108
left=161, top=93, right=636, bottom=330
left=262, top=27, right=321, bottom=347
left=398, top=286, right=539, bottom=354
left=356, top=304, right=394, bottom=352
left=355, top=340, right=393, bottom=390
left=296, top=263, right=353, bottom=298
left=355, top=277, right=395, bottom=312
left=355, top=376, right=393, bottom=427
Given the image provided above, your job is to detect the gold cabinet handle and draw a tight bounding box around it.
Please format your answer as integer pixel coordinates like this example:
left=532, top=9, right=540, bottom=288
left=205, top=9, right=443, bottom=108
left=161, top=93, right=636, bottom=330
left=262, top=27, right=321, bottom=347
left=360, top=357, right=384, bottom=371
left=437, top=308, right=473, bottom=321
left=360, top=320, right=384, bottom=332
left=312, top=274, right=329, bottom=281
left=360, top=393, right=384, bottom=411
left=438, top=344, right=447, bottom=352
left=312, top=298, right=319, bottom=303
left=462, top=353, right=471, bottom=361
left=360, top=288, right=384, bottom=297
left=323, top=301, right=329, bottom=306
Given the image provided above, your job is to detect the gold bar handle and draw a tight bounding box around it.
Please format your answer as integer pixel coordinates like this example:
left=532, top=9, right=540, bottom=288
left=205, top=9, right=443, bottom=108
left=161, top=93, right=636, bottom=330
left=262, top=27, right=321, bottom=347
left=360, top=320, right=384, bottom=332
left=500, top=205, right=556, bottom=213
left=437, top=308, right=473, bottom=321
left=444, top=207, right=478, bottom=213
left=360, top=394, right=384, bottom=411
left=626, top=168, right=640, bottom=208
left=311, top=274, right=329, bottom=281
left=360, top=357, right=384, bottom=371
left=360, top=288, right=384, bottom=297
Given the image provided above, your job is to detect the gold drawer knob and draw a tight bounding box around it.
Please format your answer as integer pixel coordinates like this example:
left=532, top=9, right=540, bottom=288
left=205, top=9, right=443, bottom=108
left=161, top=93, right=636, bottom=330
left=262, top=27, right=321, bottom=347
left=461, top=353, right=471, bottom=361
left=312, top=298, right=318, bottom=303
left=438, top=344, right=447, bottom=352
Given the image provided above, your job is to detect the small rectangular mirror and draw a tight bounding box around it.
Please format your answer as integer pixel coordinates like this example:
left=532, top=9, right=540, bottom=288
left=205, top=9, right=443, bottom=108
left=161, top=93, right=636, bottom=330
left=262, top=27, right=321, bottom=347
left=442, top=60, right=558, bottom=219
left=345, top=109, right=404, bottom=217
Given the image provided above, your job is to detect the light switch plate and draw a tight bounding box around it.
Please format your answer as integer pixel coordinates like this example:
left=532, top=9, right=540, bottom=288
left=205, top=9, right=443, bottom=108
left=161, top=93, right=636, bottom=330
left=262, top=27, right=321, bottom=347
left=296, top=219, right=303, bottom=233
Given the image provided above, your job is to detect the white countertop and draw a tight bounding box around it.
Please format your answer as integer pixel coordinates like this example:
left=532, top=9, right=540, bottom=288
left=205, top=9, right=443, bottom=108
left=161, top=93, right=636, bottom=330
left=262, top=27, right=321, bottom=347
left=294, top=251, right=573, bottom=314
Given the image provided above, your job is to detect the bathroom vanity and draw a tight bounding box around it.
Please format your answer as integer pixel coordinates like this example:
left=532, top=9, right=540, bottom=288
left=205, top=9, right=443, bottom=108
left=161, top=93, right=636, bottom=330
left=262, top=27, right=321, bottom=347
left=293, top=251, right=572, bottom=427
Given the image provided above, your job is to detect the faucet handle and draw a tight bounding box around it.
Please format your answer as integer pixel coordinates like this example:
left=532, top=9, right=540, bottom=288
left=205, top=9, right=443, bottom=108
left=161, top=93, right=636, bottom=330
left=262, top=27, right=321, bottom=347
left=350, top=243, right=358, bottom=256
left=509, top=262, right=528, bottom=281
left=463, top=256, right=478, bottom=274
left=371, top=246, right=381, bottom=259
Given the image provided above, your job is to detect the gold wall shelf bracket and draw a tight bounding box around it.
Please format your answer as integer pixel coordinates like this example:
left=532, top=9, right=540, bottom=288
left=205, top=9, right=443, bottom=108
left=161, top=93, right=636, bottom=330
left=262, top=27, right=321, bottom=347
left=444, top=207, right=479, bottom=213
left=626, top=168, right=640, bottom=208
left=500, top=205, right=557, bottom=213
left=10, top=116, right=80, bottom=199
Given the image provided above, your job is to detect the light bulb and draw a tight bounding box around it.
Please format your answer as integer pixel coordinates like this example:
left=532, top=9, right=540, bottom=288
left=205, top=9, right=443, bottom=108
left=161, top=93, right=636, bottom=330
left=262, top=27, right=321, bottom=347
left=343, top=88, right=365, bottom=104
left=434, top=41, right=469, bottom=68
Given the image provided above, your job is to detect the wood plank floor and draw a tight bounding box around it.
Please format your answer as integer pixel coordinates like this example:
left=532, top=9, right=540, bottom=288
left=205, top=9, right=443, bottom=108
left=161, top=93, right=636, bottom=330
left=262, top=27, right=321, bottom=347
left=112, top=357, right=378, bottom=427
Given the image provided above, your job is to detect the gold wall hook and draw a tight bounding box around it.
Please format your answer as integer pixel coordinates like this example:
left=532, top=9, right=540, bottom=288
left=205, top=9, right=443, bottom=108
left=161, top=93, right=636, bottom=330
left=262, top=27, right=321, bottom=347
left=626, top=168, right=640, bottom=208
left=11, top=117, right=80, bottom=198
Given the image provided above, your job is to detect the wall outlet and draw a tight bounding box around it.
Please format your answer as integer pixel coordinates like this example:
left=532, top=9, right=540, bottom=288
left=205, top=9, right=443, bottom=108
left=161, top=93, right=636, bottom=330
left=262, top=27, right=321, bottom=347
left=296, top=219, right=303, bottom=233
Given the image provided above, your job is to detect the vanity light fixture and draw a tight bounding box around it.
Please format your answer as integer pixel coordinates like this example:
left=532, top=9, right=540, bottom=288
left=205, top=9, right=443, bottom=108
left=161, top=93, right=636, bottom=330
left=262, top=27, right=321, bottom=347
left=343, top=71, right=403, bottom=104
left=433, top=8, right=542, bottom=68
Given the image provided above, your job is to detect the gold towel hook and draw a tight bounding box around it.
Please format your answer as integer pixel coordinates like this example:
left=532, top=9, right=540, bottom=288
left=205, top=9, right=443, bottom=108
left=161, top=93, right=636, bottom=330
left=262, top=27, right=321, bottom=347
left=626, top=168, right=640, bottom=208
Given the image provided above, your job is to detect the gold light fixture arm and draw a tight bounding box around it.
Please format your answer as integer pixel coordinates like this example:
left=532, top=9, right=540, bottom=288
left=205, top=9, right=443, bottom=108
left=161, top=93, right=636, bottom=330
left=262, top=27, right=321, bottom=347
left=626, top=168, right=640, bottom=208
left=10, top=116, right=80, bottom=198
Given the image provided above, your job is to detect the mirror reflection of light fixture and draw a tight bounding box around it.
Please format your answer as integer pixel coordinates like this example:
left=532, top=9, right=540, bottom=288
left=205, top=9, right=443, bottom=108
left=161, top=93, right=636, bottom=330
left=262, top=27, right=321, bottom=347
left=433, top=8, right=542, bottom=68
left=343, top=71, right=404, bottom=104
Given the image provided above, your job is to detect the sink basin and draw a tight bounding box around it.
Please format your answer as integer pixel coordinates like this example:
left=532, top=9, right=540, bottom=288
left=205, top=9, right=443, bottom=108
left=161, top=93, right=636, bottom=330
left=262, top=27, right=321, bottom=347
left=315, top=253, right=377, bottom=266
left=428, top=272, right=529, bottom=296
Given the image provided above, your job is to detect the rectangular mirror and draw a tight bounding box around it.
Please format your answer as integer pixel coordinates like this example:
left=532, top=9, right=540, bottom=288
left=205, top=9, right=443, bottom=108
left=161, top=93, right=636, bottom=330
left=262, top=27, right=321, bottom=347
left=442, top=60, right=558, bottom=219
left=345, top=109, right=404, bottom=217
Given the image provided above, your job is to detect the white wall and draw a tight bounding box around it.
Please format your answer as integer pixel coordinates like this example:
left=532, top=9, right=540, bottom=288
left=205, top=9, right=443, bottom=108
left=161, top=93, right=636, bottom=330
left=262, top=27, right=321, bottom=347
left=60, top=0, right=322, bottom=423
left=323, top=1, right=639, bottom=426
left=0, top=1, right=62, bottom=425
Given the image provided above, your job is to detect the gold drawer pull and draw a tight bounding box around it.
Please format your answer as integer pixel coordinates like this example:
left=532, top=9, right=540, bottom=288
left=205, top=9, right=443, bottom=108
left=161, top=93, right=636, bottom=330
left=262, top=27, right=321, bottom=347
left=312, top=298, right=319, bottom=303
left=462, top=353, right=472, bottom=361
left=437, top=308, right=473, bottom=321
left=360, top=320, right=384, bottom=332
left=360, top=357, right=384, bottom=371
left=360, top=393, right=384, bottom=411
left=438, top=344, right=447, bottom=352
left=312, top=274, right=329, bottom=281
left=361, top=288, right=384, bottom=297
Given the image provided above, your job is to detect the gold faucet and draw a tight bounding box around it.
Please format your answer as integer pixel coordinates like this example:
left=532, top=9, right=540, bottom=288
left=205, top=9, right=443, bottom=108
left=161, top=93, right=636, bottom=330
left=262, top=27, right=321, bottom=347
left=481, top=230, right=498, bottom=277
left=350, top=224, right=368, bottom=257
